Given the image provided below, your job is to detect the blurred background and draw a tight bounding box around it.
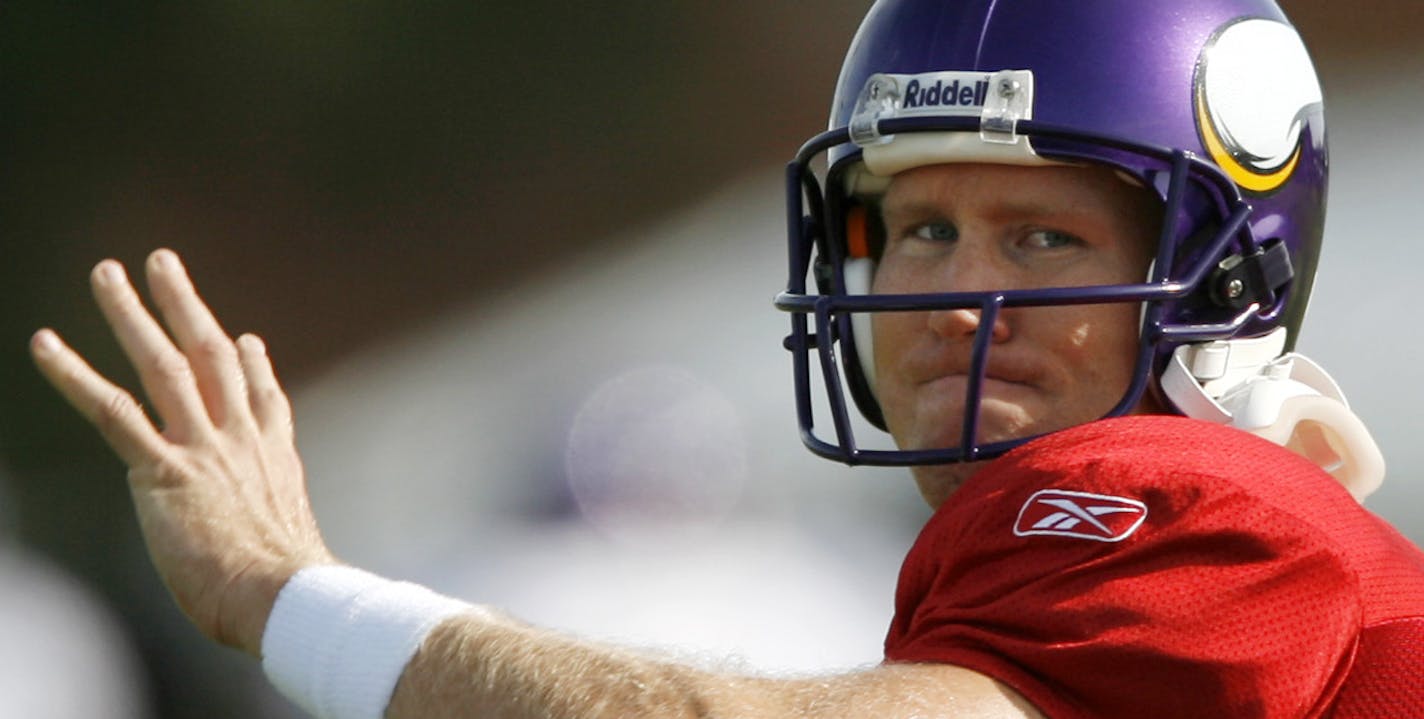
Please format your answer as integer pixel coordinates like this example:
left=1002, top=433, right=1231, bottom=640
left=3, top=2, right=1421, bottom=717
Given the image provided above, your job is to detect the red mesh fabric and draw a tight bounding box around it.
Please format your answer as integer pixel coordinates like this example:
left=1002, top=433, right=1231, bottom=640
left=884, top=415, right=1424, bottom=718
left=1329, top=619, right=1424, bottom=717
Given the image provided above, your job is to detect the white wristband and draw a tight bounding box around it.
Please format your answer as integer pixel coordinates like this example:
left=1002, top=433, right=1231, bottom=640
left=260, top=565, right=474, bottom=719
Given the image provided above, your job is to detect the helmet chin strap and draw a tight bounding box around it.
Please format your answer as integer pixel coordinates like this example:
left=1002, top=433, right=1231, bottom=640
left=1160, top=328, right=1385, bottom=501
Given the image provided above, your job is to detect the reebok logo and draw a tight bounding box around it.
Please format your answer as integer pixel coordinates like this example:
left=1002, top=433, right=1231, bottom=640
left=1013, top=490, right=1147, bottom=542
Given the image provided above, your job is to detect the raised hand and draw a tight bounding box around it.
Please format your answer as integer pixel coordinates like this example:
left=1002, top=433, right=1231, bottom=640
left=30, top=249, right=335, bottom=656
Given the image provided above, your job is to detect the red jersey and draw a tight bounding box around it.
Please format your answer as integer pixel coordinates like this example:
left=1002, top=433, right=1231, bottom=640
left=885, top=415, right=1424, bottom=718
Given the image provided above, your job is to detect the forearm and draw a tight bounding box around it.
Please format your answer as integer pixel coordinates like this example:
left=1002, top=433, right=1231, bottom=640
left=390, top=611, right=723, bottom=719
left=388, top=611, right=1041, bottom=719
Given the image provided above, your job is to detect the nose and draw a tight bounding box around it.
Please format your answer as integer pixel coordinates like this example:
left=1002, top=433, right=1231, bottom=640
left=926, top=305, right=1012, bottom=343
left=922, top=241, right=1014, bottom=343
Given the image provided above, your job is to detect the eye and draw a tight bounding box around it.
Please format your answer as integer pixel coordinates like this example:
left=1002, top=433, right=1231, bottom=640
left=1024, top=229, right=1081, bottom=250
left=911, top=220, right=958, bottom=243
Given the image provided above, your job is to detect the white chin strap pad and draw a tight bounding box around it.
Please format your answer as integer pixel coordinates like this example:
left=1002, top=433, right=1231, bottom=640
left=1161, top=330, right=1385, bottom=501
left=844, top=258, right=877, bottom=393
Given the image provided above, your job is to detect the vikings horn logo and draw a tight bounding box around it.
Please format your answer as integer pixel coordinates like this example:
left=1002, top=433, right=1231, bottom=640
left=1195, top=18, right=1323, bottom=194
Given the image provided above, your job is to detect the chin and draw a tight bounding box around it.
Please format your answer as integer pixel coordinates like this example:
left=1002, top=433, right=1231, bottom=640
left=899, top=400, right=1046, bottom=450
left=911, top=462, right=983, bottom=509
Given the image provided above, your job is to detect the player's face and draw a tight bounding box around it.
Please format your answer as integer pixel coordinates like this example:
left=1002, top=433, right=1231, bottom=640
left=869, top=163, right=1162, bottom=505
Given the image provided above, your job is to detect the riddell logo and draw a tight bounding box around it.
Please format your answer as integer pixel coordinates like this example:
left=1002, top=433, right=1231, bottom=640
left=1013, top=490, right=1147, bottom=542
left=903, top=78, right=990, bottom=110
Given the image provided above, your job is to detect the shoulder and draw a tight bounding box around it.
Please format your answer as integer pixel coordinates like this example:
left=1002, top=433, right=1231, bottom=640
left=910, top=415, right=1391, bottom=588
left=954, top=414, right=1361, bottom=536
left=889, top=414, right=1371, bottom=652
left=887, top=416, right=1370, bottom=717
left=904, top=416, right=1362, bottom=591
left=979, top=413, right=1337, bottom=496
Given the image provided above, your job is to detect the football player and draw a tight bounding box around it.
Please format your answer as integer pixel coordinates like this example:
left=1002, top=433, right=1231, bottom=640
left=31, top=1, right=1424, bottom=717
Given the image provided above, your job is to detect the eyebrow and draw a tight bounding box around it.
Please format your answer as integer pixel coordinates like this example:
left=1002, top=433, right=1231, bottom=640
left=879, top=194, right=1089, bottom=226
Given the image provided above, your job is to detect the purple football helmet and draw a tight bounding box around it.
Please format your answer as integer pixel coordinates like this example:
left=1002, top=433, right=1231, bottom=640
left=776, top=0, right=1327, bottom=466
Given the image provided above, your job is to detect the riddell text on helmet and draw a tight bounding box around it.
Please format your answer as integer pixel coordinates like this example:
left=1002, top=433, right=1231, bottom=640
left=902, top=78, right=991, bottom=110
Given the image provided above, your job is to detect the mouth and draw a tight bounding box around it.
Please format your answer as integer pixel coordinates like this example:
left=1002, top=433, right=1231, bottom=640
left=893, top=373, right=1042, bottom=451
left=909, top=360, right=1047, bottom=431
left=913, top=359, right=1041, bottom=391
left=919, top=373, right=1038, bottom=400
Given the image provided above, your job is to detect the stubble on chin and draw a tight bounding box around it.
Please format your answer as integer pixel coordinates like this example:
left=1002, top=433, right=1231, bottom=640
left=910, top=461, right=985, bottom=510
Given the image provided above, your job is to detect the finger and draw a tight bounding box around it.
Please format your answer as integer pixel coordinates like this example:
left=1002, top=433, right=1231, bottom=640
left=30, top=329, right=170, bottom=468
left=144, top=249, right=249, bottom=428
left=237, top=334, right=293, bottom=438
left=90, top=259, right=211, bottom=442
